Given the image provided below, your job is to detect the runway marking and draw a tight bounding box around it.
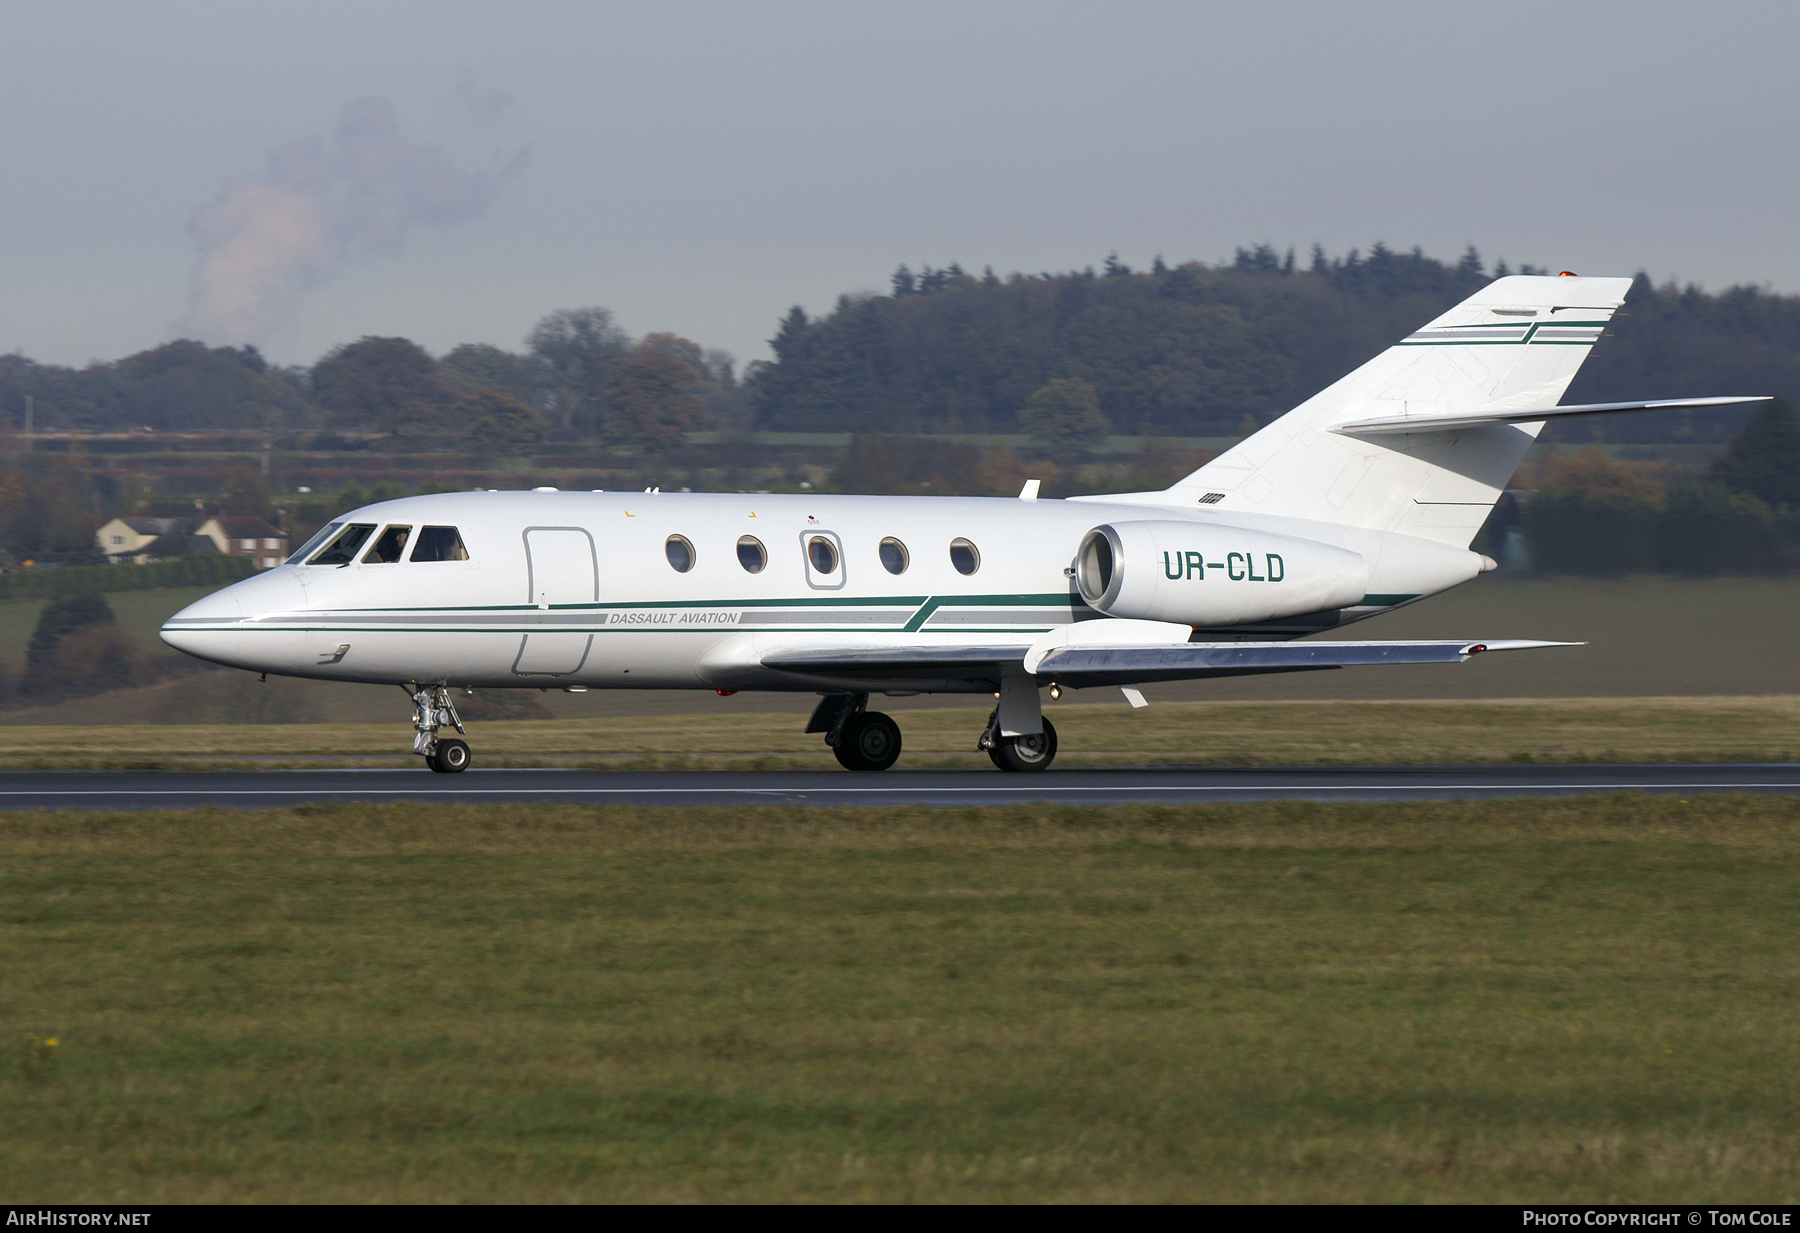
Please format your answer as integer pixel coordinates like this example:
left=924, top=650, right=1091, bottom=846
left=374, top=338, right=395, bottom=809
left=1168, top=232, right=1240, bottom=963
left=4, top=781, right=1798, bottom=800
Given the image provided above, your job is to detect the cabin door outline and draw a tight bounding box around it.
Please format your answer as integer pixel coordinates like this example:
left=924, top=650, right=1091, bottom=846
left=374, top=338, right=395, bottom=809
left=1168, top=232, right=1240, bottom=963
left=514, top=525, right=598, bottom=676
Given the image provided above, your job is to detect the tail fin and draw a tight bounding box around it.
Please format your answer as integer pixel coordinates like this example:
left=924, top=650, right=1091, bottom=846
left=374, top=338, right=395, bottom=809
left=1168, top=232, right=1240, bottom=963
left=1154, top=274, right=1633, bottom=546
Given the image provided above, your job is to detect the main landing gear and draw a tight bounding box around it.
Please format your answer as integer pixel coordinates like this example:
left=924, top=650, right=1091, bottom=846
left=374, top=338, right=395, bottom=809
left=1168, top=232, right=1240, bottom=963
left=973, top=672, right=1059, bottom=773
left=806, top=681, right=1062, bottom=774
left=808, top=693, right=902, bottom=772
left=407, top=683, right=471, bottom=773
left=979, top=712, right=1059, bottom=773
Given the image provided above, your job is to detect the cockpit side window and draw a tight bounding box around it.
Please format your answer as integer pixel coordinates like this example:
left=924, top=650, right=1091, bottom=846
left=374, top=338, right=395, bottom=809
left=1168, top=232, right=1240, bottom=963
left=288, top=522, right=342, bottom=564
left=410, top=526, right=470, bottom=562
left=362, top=525, right=412, bottom=564
left=307, top=523, right=376, bottom=566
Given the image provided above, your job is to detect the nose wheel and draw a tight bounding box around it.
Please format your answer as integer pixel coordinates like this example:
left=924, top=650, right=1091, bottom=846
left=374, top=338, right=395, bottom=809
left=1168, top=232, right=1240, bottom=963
left=430, top=738, right=471, bottom=774
left=407, top=684, right=471, bottom=773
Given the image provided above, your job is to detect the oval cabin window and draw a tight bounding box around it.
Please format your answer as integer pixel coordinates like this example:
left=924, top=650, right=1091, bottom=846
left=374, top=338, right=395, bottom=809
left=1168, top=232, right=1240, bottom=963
left=949, top=537, right=980, bottom=575
left=665, top=535, right=696, bottom=572
left=807, top=535, right=838, bottom=574
left=879, top=537, right=909, bottom=575
left=737, top=535, right=766, bottom=573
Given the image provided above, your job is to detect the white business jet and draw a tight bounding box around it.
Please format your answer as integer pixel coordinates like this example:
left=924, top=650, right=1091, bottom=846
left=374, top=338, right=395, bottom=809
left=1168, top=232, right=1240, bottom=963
left=162, top=274, right=1765, bottom=774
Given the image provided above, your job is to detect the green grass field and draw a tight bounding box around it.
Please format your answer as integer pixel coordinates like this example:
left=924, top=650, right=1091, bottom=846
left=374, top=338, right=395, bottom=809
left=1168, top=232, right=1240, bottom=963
left=5, top=795, right=1799, bottom=1202
left=0, top=585, right=219, bottom=673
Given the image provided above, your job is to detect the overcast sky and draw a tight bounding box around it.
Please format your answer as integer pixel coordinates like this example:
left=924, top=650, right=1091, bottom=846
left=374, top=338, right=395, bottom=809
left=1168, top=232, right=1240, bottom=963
left=3, top=0, right=1796, bottom=371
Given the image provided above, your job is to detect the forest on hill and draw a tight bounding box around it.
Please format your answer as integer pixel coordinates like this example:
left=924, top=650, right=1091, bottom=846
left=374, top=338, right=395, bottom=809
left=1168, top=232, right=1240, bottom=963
left=1, top=244, right=1799, bottom=452
left=0, top=310, right=747, bottom=452
left=753, top=245, right=1800, bottom=445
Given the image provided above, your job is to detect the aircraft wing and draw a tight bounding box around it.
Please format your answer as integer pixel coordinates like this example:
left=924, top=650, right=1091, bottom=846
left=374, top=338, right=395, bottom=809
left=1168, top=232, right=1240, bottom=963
left=761, top=644, right=1034, bottom=684
left=760, top=638, right=1575, bottom=687
left=1331, top=395, right=1768, bottom=436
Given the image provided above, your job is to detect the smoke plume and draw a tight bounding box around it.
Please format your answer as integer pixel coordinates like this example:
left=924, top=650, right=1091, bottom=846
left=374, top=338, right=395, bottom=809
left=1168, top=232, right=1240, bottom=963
left=177, top=97, right=527, bottom=345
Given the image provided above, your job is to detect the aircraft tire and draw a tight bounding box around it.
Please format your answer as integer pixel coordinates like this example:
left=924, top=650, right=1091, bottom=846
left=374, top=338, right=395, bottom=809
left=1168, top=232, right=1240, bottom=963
left=988, top=718, right=1058, bottom=773
left=833, top=711, right=902, bottom=772
left=431, top=739, right=472, bottom=774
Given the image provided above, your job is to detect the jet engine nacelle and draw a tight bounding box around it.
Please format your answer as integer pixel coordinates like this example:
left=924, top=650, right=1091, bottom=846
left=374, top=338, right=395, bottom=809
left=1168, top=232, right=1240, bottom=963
left=1075, top=521, right=1370, bottom=626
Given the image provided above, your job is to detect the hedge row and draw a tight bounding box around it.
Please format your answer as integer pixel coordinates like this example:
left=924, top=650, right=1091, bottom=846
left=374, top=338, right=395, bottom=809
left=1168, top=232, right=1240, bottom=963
left=0, top=553, right=256, bottom=601
left=1520, top=486, right=1800, bottom=576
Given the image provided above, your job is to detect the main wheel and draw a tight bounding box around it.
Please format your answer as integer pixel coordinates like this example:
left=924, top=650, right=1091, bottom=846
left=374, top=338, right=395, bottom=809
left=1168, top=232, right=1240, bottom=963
left=833, top=711, right=902, bottom=772
left=430, top=738, right=471, bottom=774
left=988, top=718, right=1057, bottom=773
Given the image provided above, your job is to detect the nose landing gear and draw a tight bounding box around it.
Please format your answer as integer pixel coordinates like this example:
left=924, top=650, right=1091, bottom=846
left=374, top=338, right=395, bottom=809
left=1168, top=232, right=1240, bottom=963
left=431, top=738, right=471, bottom=774
left=407, top=684, right=471, bottom=773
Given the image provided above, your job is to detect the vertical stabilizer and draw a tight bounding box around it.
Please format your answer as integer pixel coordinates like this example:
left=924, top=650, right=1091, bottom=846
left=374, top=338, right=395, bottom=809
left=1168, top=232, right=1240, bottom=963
left=1147, top=275, right=1632, bottom=546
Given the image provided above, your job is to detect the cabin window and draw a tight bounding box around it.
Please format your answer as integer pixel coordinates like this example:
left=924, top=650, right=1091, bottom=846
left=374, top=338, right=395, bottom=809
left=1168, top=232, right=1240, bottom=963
left=307, top=523, right=375, bottom=566
left=949, top=537, right=980, bottom=575
left=410, top=526, right=469, bottom=562
left=666, top=534, right=696, bottom=572
left=807, top=535, right=838, bottom=575
left=737, top=535, right=766, bottom=573
left=362, top=525, right=412, bottom=564
left=879, top=537, right=909, bottom=574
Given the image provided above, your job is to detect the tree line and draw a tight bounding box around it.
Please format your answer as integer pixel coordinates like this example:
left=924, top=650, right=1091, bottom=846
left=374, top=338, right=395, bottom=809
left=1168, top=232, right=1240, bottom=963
left=1497, top=400, right=1800, bottom=575
left=7, top=243, right=1800, bottom=454
left=0, top=309, right=746, bottom=452
left=753, top=246, right=1800, bottom=444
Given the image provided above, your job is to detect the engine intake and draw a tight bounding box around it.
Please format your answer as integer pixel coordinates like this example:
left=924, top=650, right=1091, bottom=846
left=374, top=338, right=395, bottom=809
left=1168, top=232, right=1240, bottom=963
left=1075, top=521, right=1370, bottom=626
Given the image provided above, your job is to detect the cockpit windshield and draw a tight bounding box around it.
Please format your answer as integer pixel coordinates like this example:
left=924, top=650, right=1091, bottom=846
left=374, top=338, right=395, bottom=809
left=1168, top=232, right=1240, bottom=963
left=307, top=523, right=376, bottom=566
left=287, top=522, right=342, bottom=565
left=361, top=525, right=412, bottom=564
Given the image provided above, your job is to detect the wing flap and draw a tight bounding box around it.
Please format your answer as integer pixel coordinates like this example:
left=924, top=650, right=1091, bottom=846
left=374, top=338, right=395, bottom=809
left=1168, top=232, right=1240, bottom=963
left=760, top=644, right=1032, bottom=682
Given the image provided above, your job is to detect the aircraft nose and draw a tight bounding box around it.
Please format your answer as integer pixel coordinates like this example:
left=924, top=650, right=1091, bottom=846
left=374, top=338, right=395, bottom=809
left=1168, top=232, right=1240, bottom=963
left=160, top=568, right=306, bottom=671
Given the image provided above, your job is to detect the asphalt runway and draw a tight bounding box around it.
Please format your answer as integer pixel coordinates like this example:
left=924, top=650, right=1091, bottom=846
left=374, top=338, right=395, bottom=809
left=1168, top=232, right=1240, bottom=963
left=1, top=764, right=1797, bottom=809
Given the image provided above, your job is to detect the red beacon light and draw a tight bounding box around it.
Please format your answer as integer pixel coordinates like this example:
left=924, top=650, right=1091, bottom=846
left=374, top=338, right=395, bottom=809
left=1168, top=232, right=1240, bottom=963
left=1559, top=270, right=1579, bottom=277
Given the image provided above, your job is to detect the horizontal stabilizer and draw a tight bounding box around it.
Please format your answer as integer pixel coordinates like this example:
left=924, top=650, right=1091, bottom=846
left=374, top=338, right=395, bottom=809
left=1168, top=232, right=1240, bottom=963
left=762, top=638, right=1578, bottom=687
left=1333, top=395, right=1769, bottom=436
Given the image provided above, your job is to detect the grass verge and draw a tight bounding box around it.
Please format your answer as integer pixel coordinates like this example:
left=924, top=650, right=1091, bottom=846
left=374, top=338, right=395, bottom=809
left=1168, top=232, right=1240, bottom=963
left=0, top=695, right=1795, bottom=770
left=4, top=794, right=1800, bottom=1201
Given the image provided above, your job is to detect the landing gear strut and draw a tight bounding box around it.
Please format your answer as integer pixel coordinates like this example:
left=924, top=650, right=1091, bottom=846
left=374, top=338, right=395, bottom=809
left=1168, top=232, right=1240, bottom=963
left=807, top=692, right=903, bottom=772
left=407, top=684, right=471, bottom=774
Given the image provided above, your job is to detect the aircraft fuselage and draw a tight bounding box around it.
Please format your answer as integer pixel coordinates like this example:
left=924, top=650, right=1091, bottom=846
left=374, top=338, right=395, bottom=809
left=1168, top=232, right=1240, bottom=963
left=161, top=489, right=1485, bottom=695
